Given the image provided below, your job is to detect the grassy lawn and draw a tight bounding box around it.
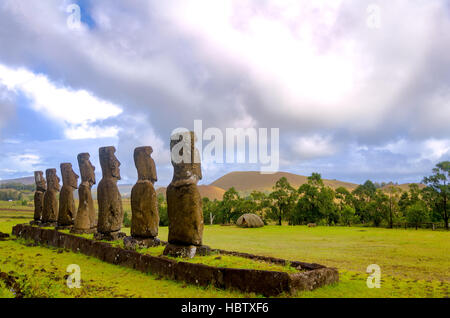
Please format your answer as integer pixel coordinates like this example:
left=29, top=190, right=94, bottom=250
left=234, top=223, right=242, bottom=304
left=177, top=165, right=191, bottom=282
left=0, top=209, right=448, bottom=298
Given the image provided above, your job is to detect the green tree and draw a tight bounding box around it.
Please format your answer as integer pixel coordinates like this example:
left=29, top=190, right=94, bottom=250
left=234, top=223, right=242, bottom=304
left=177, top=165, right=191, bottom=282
left=157, top=194, right=168, bottom=226
left=268, top=177, right=297, bottom=225
left=385, top=185, right=401, bottom=228
left=218, top=187, right=240, bottom=224
left=352, top=180, right=377, bottom=224
left=406, top=201, right=429, bottom=230
left=335, top=187, right=354, bottom=210
left=423, top=161, right=449, bottom=230
left=340, top=205, right=358, bottom=226
left=295, top=173, right=336, bottom=225
left=367, top=190, right=389, bottom=227
left=203, top=198, right=221, bottom=225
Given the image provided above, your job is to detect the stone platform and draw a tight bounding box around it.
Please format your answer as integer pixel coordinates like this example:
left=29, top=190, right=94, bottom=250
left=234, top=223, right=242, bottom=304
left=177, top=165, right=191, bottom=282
left=12, top=224, right=339, bottom=296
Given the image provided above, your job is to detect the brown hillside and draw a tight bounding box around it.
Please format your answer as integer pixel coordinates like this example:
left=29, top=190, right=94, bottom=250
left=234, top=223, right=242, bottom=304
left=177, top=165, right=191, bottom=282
left=156, top=185, right=226, bottom=201
left=0, top=176, right=35, bottom=185
left=381, top=183, right=426, bottom=192
left=210, top=171, right=360, bottom=193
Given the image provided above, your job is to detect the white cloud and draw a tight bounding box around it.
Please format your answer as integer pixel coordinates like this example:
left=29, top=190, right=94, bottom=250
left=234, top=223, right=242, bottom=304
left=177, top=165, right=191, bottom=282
left=0, top=63, right=123, bottom=139
left=293, top=134, right=338, bottom=160
left=0, top=0, right=449, bottom=184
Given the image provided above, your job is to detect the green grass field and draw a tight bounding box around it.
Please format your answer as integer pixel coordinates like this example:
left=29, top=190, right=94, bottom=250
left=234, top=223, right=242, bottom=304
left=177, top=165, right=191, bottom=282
left=0, top=206, right=448, bottom=298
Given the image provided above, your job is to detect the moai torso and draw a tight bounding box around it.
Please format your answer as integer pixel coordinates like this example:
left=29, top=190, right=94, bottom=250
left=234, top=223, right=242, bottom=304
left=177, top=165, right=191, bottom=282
left=167, top=131, right=204, bottom=246
left=42, top=169, right=60, bottom=223
left=33, top=171, right=46, bottom=221
left=58, top=163, right=79, bottom=226
left=74, top=153, right=97, bottom=231
left=97, top=146, right=124, bottom=234
left=131, top=146, right=159, bottom=238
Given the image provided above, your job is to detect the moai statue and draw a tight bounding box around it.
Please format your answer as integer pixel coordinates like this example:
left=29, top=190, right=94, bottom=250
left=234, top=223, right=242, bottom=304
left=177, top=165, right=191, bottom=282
left=163, top=131, right=210, bottom=258
left=41, top=169, right=60, bottom=226
left=57, top=163, right=79, bottom=229
left=94, top=146, right=125, bottom=241
left=124, top=147, right=160, bottom=250
left=31, top=171, right=46, bottom=225
left=72, top=153, right=97, bottom=234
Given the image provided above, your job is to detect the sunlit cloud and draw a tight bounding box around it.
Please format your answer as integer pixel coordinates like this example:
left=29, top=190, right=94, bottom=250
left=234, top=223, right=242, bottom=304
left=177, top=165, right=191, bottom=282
left=0, top=64, right=123, bottom=140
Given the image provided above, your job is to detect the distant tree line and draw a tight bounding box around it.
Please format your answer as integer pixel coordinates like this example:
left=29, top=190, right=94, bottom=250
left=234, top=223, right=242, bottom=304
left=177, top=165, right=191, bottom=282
left=0, top=189, right=24, bottom=201
left=0, top=183, right=35, bottom=191
left=157, top=161, right=449, bottom=230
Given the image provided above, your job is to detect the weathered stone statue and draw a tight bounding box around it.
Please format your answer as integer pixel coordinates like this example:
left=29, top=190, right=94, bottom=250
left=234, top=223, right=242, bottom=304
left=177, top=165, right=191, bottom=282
left=163, top=131, right=210, bottom=258
left=57, top=163, right=79, bottom=229
left=72, top=153, right=97, bottom=234
left=95, top=146, right=125, bottom=241
left=41, top=169, right=60, bottom=226
left=124, top=147, right=160, bottom=250
left=31, top=171, right=46, bottom=225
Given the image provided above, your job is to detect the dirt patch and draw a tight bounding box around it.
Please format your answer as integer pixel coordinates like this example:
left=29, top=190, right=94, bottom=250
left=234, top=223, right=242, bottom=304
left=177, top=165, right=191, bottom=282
left=0, top=271, right=24, bottom=298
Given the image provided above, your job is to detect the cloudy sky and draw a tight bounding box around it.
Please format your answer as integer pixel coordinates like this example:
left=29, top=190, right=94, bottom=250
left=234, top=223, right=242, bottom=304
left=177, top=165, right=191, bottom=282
left=0, top=0, right=449, bottom=187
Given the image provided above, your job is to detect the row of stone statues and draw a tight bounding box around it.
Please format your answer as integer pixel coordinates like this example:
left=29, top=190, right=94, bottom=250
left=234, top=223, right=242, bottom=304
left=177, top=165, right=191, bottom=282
left=31, top=132, right=209, bottom=258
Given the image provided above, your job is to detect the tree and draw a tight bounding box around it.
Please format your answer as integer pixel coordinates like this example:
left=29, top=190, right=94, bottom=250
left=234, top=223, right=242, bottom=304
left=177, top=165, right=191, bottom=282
left=340, top=205, right=358, bottom=226
left=386, top=185, right=401, bottom=228
left=406, top=201, right=429, bottom=230
left=367, top=190, right=388, bottom=227
left=203, top=197, right=221, bottom=225
left=157, top=194, right=168, bottom=226
left=335, top=187, right=354, bottom=210
left=295, top=173, right=336, bottom=225
left=423, top=161, right=449, bottom=230
left=218, top=187, right=240, bottom=224
left=268, top=177, right=297, bottom=225
left=352, top=180, right=377, bottom=224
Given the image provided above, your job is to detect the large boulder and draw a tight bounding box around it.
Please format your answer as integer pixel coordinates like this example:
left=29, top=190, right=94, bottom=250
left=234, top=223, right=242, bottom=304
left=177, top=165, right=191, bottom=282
left=236, top=214, right=264, bottom=228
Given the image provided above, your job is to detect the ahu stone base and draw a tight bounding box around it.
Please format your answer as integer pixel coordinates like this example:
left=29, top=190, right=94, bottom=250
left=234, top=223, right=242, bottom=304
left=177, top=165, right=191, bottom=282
left=71, top=227, right=97, bottom=235
left=55, top=225, right=73, bottom=231
left=94, top=231, right=126, bottom=241
left=39, top=222, right=58, bottom=227
left=123, top=236, right=161, bottom=250
left=12, top=224, right=339, bottom=296
left=163, top=243, right=211, bottom=259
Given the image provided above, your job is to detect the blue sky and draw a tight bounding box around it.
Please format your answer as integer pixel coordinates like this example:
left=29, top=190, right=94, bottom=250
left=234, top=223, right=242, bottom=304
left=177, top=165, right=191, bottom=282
left=0, top=0, right=449, bottom=187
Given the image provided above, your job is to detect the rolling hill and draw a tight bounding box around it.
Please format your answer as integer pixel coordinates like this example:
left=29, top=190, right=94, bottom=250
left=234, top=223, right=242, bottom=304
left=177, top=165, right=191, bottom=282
left=0, top=176, right=35, bottom=185
left=210, top=171, right=360, bottom=193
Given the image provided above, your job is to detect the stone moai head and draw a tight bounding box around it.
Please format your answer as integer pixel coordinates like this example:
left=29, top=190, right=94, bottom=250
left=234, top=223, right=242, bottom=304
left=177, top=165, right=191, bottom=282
left=99, top=146, right=121, bottom=180
left=170, top=131, right=202, bottom=184
left=77, top=153, right=96, bottom=186
left=60, top=163, right=79, bottom=189
left=134, top=146, right=157, bottom=183
left=46, top=169, right=61, bottom=192
left=34, top=171, right=46, bottom=192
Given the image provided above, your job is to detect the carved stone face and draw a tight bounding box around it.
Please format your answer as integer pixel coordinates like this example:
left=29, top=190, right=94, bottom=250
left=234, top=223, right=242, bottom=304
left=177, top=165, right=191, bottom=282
left=34, top=171, right=46, bottom=192
left=60, top=163, right=79, bottom=189
left=134, top=146, right=157, bottom=182
left=99, top=146, right=121, bottom=180
left=77, top=153, right=96, bottom=186
left=46, top=169, right=61, bottom=192
left=170, top=131, right=202, bottom=184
